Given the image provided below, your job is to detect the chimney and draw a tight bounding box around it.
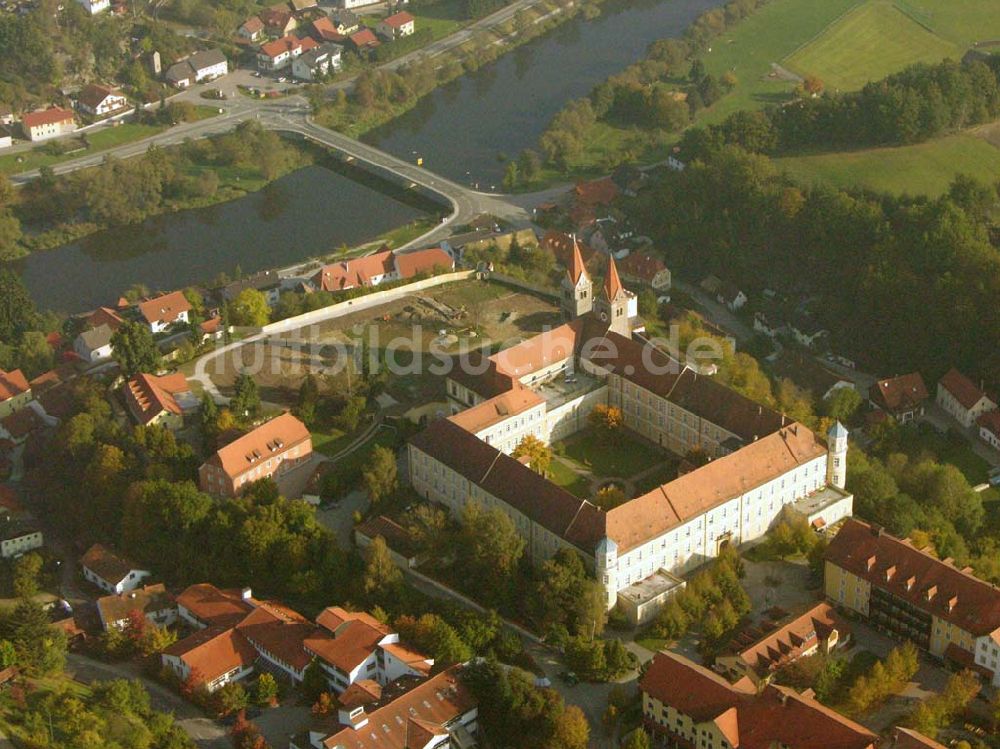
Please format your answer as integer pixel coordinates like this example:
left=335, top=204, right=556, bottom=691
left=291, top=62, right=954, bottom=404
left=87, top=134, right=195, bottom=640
left=241, top=587, right=253, bottom=601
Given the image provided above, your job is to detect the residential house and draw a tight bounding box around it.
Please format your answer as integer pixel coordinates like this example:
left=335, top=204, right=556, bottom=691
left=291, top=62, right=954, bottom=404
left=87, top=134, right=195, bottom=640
left=573, top=176, right=619, bottom=208
left=787, top=315, right=828, bottom=349
left=377, top=11, right=415, bottom=39
left=355, top=515, right=422, bottom=568
left=259, top=5, right=299, bottom=36
left=200, top=316, right=226, bottom=343
left=164, top=50, right=229, bottom=88
left=616, top=251, right=671, bottom=291
left=124, top=372, right=197, bottom=428
left=290, top=665, right=478, bottom=749
left=76, top=0, right=110, bottom=14
left=979, top=410, right=1000, bottom=450
left=716, top=602, right=850, bottom=686
left=311, top=246, right=453, bottom=292
left=0, top=518, right=42, bottom=559
left=162, top=625, right=258, bottom=692
left=258, top=35, right=317, bottom=71
left=312, top=9, right=359, bottom=41
left=700, top=275, right=747, bottom=312
left=217, top=270, right=285, bottom=307
left=936, top=368, right=996, bottom=429
left=869, top=372, right=928, bottom=423
left=292, top=42, right=343, bottom=81
left=0, top=104, right=15, bottom=126
left=138, top=290, right=191, bottom=333
left=198, top=412, right=313, bottom=497
left=74, top=324, right=117, bottom=363
left=238, top=16, right=265, bottom=42
left=0, top=127, right=12, bottom=150
left=80, top=543, right=151, bottom=594
left=176, top=583, right=256, bottom=629
left=825, top=518, right=1000, bottom=687
left=0, top=370, right=30, bottom=420
left=21, top=108, right=76, bottom=142
left=640, top=651, right=877, bottom=749
left=349, top=27, right=381, bottom=54
left=97, top=583, right=176, bottom=631
left=77, top=84, right=127, bottom=117
left=752, top=308, right=786, bottom=339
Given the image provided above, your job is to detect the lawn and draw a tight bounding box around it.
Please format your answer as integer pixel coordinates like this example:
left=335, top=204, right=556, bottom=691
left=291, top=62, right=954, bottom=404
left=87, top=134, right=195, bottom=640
left=895, top=424, right=992, bottom=485
left=547, top=457, right=592, bottom=497
left=554, top=428, right=666, bottom=479
left=0, top=122, right=167, bottom=175
left=784, top=1, right=958, bottom=92
left=774, top=133, right=1000, bottom=196
left=311, top=426, right=354, bottom=457
left=410, top=0, right=466, bottom=40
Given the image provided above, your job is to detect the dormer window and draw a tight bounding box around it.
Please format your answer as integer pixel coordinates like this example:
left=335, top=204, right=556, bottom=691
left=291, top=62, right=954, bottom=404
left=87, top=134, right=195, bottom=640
left=866, top=555, right=876, bottom=571
left=885, top=565, right=896, bottom=582
left=926, top=585, right=937, bottom=601
left=906, top=576, right=916, bottom=591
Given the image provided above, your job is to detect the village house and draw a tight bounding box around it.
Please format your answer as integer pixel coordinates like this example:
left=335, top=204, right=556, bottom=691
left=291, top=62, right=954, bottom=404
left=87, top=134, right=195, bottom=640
left=869, top=372, right=928, bottom=423
left=76, top=0, right=110, bottom=14
left=0, top=106, right=14, bottom=127
left=377, top=11, right=415, bottom=39
left=312, top=9, right=359, bottom=41
left=124, top=372, right=197, bottom=429
left=786, top=315, right=828, bottom=349
left=77, top=84, right=127, bottom=117
left=73, top=306, right=124, bottom=363
left=238, top=16, right=265, bottom=42
left=410, top=253, right=853, bottom=623
left=290, top=665, right=478, bottom=749
left=700, top=274, right=747, bottom=312
left=825, top=518, right=1000, bottom=687
left=259, top=5, right=299, bottom=36
left=292, top=42, right=343, bottom=81
left=21, top=107, right=76, bottom=142
left=979, top=410, right=1000, bottom=450
left=138, top=290, right=191, bottom=333
left=0, top=518, right=43, bottom=559
left=640, top=650, right=877, bottom=749
left=311, top=246, right=453, bottom=292
left=166, top=586, right=432, bottom=695
left=164, top=50, right=229, bottom=88
left=216, top=270, right=285, bottom=307
left=936, top=367, right=996, bottom=429
left=0, top=369, right=30, bottom=420
left=716, top=602, right=851, bottom=686
left=198, top=412, right=313, bottom=497
left=349, top=28, right=381, bottom=54
left=0, top=127, right=13, bottom=150
left=258, top=35, right=317, bottom=71
left=96, top=583, right=177, bottom=631
left=616, top=251, right=671, bottom=291
left=81, top=543, right=152, bottom=594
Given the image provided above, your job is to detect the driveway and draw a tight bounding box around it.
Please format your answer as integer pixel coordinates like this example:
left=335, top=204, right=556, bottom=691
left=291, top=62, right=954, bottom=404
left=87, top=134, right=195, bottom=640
left=65, top=653, right=228, bottom=748
left=315, top=489, right=370, bottom=549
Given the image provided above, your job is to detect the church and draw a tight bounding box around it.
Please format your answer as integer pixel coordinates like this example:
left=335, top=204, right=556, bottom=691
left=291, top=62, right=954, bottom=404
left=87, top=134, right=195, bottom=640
left=409, top=239, right=854, bottom=624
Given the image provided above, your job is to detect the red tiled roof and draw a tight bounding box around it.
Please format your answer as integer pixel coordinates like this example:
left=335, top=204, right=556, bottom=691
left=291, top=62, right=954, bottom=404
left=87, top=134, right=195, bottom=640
left=349, top=28, right=379, bottom=47
left=204, top=412, right=310, bottom=480
left=381, top=642, right=431, bottom=675
left=97, top=583, right=174, bottom=627
left=617, top=251, right=667, bottom=283
left=316, top=606, right=389, bottom=635
left=312, top=16, right=346, bottom=41
left=314, top=249, right=394, bottom=292
left=603, top=254, right=625, bottom=302
left=260, top=34, right=303, bottom=58
left=574, top=176, right=619, bottom=206
left=22, top=107, right=75, bottom=129
left=938, top=367, right=991, bottom=411
left=236, top=602, right=314, bottom=672
left=489, top=321, right=581, bottom=378
left=383, top=10, right=414, bottom=26
left=164, top=626, right=258, bottom=684
left=734, top=602, right=850, bottom=676
left=541, top=230, right=599, bottom=272
left=304, top=618, right=387, bottom=673
left=641, top=651, right=876, bottom=749
left=448, top=386, right=544, bottom=434
left=566, top=236, right=588, bottom=286
left=393, top=247, right=453, bottom=279
left=125, top=372, right=191, bottom=425
left=319, top=666, right=475, bottom=749
left=979, top=409, right=1000, bottom=438
left=0, top=369, right=29, bottom=402
left=870, top=372, right=928, bottom=413
left=176, top=583, right=255, bottom=628
left=825, top=519, right=1000, bottom=636
left=241, top=16, right=264, bottom=32
left=86, top=306, right=125, bottom=331
left=338, top=679, right=382, bottom=709
left=137, top=291, right=191, bottom=326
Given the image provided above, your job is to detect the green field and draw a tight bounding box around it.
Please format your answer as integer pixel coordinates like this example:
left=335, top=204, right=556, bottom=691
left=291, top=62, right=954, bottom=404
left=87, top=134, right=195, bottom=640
left=774, top=133, right=1000, bottom=196
left=784, top=1, right=958, bottom=91
left=0, top=122, right=167, bottom=175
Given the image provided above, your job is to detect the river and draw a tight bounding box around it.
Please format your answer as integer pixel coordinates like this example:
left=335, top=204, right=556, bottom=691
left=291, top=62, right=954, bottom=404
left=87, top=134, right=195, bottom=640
left=364, top=0, right=720, bottom=185
left=27, top=0, right=717, bottom=311
left=18, top=165, right=432, bottom=313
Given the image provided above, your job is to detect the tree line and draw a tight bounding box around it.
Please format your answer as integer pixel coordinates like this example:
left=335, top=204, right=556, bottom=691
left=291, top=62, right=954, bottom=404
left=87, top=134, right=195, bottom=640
left=681, top=55, right=1000, bottom=158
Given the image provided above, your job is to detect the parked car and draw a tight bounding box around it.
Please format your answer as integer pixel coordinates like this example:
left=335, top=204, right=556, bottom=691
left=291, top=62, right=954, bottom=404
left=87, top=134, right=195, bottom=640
left=557, top=670, right=578, bottom=686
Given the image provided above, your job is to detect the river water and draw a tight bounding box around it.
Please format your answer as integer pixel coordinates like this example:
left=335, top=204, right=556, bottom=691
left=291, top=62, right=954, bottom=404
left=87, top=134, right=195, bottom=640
left=364, top=0, right=719, bottom=186
left=26, top=0, right=717, bottom=311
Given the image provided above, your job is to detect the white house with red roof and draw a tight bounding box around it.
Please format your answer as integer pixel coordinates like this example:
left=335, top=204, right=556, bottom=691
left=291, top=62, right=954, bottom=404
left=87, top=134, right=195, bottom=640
left=77, top=84, right=127, bottom=117
left=138, top=291, right=191, bottom=334
left=936, top=367, right=995, bottom=429
left=258, top=35, right=317, bottom=71
left=81, top=543, right=151, bottom=594
left=377, top=11, right=415, bottom=39
left=238, top=15, right=265, bottom=41
left=311, top=246, right=453, bottom=293
left=198, top=412, right=313, bottom=497
left=124, top=372, right=197, bottom=429
left=21, top=107, right=76, bottom=141
left=979, top=410, right=1000, bottom=450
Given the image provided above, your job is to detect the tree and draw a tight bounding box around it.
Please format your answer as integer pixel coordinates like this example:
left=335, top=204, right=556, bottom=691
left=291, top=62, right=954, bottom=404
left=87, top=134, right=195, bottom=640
left=621, top=729, right=652, bottom=749
left=512, top=434, right=552, bottom=475
left=589, top=404, right=623, bottom=432
left=214, top=682, right=249, bottom=716
left=824, top=387, right=862, bottom=423
left=230, top=372, right=261, bottom=420
left=552, top=705, right=589, bottom=749
left=362, top=446, right=397, bottom=504
left=302, top=659, right=328, bottom=702
left=0, top=210, right=23, bottom=261
left=255, top=673, right=278, bottom=707
left=802, top=74, right=824, bottom=95
left=228, top=289, right=270, bottom=327
left=16, top=331, right=55, bottom=378
left=12, top=552, right=43, bottom=599
left=10, top=598, right=67, bottom=675
left=460, top=501, right=525, bottom=604
left=312, top=691, right=335, bottom=715
left=111, top=321, right=161, bottom=377
left=362, top=536, right=403, bottom=600
left=0, top=267, right=37, bottom=344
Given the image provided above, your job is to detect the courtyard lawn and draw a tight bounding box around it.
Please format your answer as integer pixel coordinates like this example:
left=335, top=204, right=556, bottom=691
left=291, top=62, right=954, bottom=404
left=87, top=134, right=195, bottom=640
left=555, top=428, right=666, bottom=480
left=784, top=1, right=958, bottom=92
left=774, top=133, right=1000, bottom=197
left=547, top=457, right=592, bottom=498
